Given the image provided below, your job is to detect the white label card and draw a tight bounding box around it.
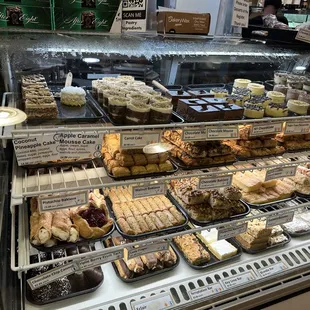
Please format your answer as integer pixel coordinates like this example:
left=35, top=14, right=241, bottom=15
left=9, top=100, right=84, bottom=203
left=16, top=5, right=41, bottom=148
left=132, top=184, right=167, bottom=199
left=126, top=241, right=169, bottom=260
left=251, top=123, right=283, bottom=136
left=232, top=0, right=250, bottom=28
left=258, top=262, right=288, bottom=278
left=218, top=223, right=248, bottom=241
left=266, top=212, right=294, bottom=227
left=265, top=166, right=297, bottom=181
left=27, top=263, right=77, bottom=290
left=79, top=250, right=124, bottom=270
left=198, top=175, right=233, bottom=190
left=120, top=132, right=161, bottom=149
left=220, top=271, right=256, bottom=290
left=207, top=126, right=239, bottom=140
left=296, top=28, right=310, bottom=44
left=38, top=191, right=88, bottom=212
left=285, top=122, right=310, bottom=135
left=188, top=283, right=224, bottom=301
left=131, top=292, right=175, bottom=310
left=182, top=128, right=207, bottom=142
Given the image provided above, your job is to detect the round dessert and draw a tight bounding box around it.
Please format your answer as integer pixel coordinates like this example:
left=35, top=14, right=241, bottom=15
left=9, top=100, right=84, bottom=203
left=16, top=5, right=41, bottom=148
left=60, top=86, right=86, bottom=106
left=226, top=94, right=244, bottom=107
left=286, top=88, right=306, bottom=101
left=243, top=103, right=264, bottom=119
left=287, top=75, right=304, bottom=90
left=247, top=83, right=265, bottom=96
left=233, top=78, right=251, bottom=89
left=287, top=100, right=310, bottom=115
left=267, top=91, right=286, bottom=105
left=149, top=101, right=173, bottom=124
left=210, top=88, right=229, bottom=98
left=273, top=84, right=288, bottom=95
left=108, top=96, right=130, bottom=124
left=274, top=70, right=288, bottom=85
left=126, top=101, right=150, bottom=125
left=265, top=103, right=288, bottom=117
left=232, top=87, right=251, bottom=100
left=248, top=95, right=271, bottom=108
left=298, top=93, right=310, bottom=104
left=303, top=77, right=310, bottom=92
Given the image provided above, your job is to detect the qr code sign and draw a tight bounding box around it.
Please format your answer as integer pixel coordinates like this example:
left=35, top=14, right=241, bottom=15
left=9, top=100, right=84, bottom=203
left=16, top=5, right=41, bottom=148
left=123, top=0, right=145, bottom=10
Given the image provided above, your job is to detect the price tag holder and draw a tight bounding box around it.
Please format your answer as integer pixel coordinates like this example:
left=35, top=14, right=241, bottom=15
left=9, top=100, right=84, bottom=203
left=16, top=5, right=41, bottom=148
left=232, top=0, right=249, bottom=28
left=198, top=175, right=233, bottom=190
left=218, top=223, right=248, bottom=241
left=250, top=123, right=283, bottom=137
left=188, top=283, right=224, bottom=301
left=220, top=271, right=256, bottom=290
left=125, top=241, right=169, bottom=260
left=120, top=132, right=161, bottom=149
left=182, top=128, right=207, bottom=142
left=79, top=250, right=123, bottom=270
left=27, top=263, right=77, bottom=290
left=132, top=184, right=167, bottom=199
left=266, top=211, right=294, bottom=227
left=131, top=292, right=175, bottom=310
left=285, top=122, right=310, bottom=135
left=38, top=191, right=88, bottom=212
left=258, top=262, right=289, bottom=278
left=206, top=126, right=239, bottom=140
left=265, top=166, right=297, bottom=181
left=296, top=28, right=310, bottom=44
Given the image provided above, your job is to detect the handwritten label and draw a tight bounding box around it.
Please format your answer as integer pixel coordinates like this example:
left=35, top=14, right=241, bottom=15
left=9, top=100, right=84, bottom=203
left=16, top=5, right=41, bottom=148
left=206, top=126, right=239, bottom=140
left=38, top=191, right=88, bottom=212
left=220, top=271, right=256, bottom=290
left=79, top=250, right=123, bottom=270
left=296, top=28, right=310, bottom=44
left=285, top=122, right=310, bottom=135
left=266, top=212, right=294, bottom=227
left=265, top=166, right=297, bottom=181
left=218, top=223, right=248, bottom=241
left=131, top=292, right=174, bottom=310
left=132, top=184, right=167, bottom=199
left=27, top=263, right=77, bottom=290
left=198, top=175, right=233, bottom=190
left=251, top=123, right=283, bottom=136
left=182, top=128, right=207, bottom=142
left=120, top=132, right=161, bottom=149
left=232, top=0, right=249, bottom=28
left=189, top=283, right=224, bottom=301
left=125, top=241, right=169, bottom=260
left=258, top=262, right=288, bottom=278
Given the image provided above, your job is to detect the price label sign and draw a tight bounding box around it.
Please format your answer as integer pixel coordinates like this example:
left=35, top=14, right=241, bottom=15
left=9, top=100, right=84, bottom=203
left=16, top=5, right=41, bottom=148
left=251, top=123, right=283, bottom=137
left=232, top=0, right=250, bottom=28
left=198, top=175, right=233, bottom=190
left=266, top=212, right=294, bottom=227
left=27, top=263, right=77, bottom=290
left=206, top=126, right=239, bottom=140
left=285, top=122, right=310, bottom=135
left=120, top=132, right=161, bottom=149
left=132, top=184, right=167, bottom=199
left=296, top=28, right=310, bottom=44
left=265, top=166, right=297, bottom=181
left=79, top=250, right=123, bottom=270
left=131, top=292, right=175, bottom=310
left=258, top=262, right=288, bottom=278
left=125, top=241, right=169, bottom=260
left=188, top=283, right=224, bottom=301
left=220, top=271, right=256, bottom=290
left=38, top=191, right=88, bottom=212
left=218, top=223, right=248, bottom=241
left=182, top=128, right=207, bottom=142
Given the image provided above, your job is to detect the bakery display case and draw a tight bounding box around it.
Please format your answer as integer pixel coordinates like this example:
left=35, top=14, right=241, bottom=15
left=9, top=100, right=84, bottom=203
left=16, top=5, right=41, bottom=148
left=1, top=32, right=310, bottom=310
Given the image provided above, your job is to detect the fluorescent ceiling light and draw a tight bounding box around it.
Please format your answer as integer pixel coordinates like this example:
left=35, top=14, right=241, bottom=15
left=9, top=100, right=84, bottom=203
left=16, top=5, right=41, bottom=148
left=295, top=66, right=306, bottom=71
left=82, top=57, right=100, bottom=63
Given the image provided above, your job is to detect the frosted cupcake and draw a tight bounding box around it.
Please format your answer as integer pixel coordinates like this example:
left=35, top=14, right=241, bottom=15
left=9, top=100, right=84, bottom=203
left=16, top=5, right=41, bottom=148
left=60, top=86, right=86, bottom=106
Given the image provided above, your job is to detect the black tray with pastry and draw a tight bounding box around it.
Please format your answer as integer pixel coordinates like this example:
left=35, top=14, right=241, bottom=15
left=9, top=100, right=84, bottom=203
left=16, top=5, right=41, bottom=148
left=25, top=246, right=104, bottom=305
left=104, top=194, right=189, bottom=240
left=104, top=237, right=179, bottom=283
left=281, top=217, right=310, bottom=237
left=29, top=192, right=115, bottom=252
left=171, top=229, right=242, bottom=270
left=167, top=190, right=251, bottom=227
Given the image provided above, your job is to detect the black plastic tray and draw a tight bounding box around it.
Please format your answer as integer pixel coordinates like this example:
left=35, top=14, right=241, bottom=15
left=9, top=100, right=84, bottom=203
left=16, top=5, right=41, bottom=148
left=168, top=191, right=251, bottom=227
left=103, top=159, right=179, bottom=181
left=233, top=231, right=291, bottom=254
left=236, top=152, right=286, bottom=162
left=295, top=191, right=310, bottom=199
left=282, top=224, right=310, bottom=237
left=169, top=155, right=237, bottom=171
left=172, top=232, right=242, bottom=270
left=105, top=195, right=189, bottom=240
left=186, top=83, right=226, bottom=91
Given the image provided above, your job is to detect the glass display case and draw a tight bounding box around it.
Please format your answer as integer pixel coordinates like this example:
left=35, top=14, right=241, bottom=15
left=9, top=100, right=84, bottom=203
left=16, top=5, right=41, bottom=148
left=1, top=32, right=310, bottom=310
